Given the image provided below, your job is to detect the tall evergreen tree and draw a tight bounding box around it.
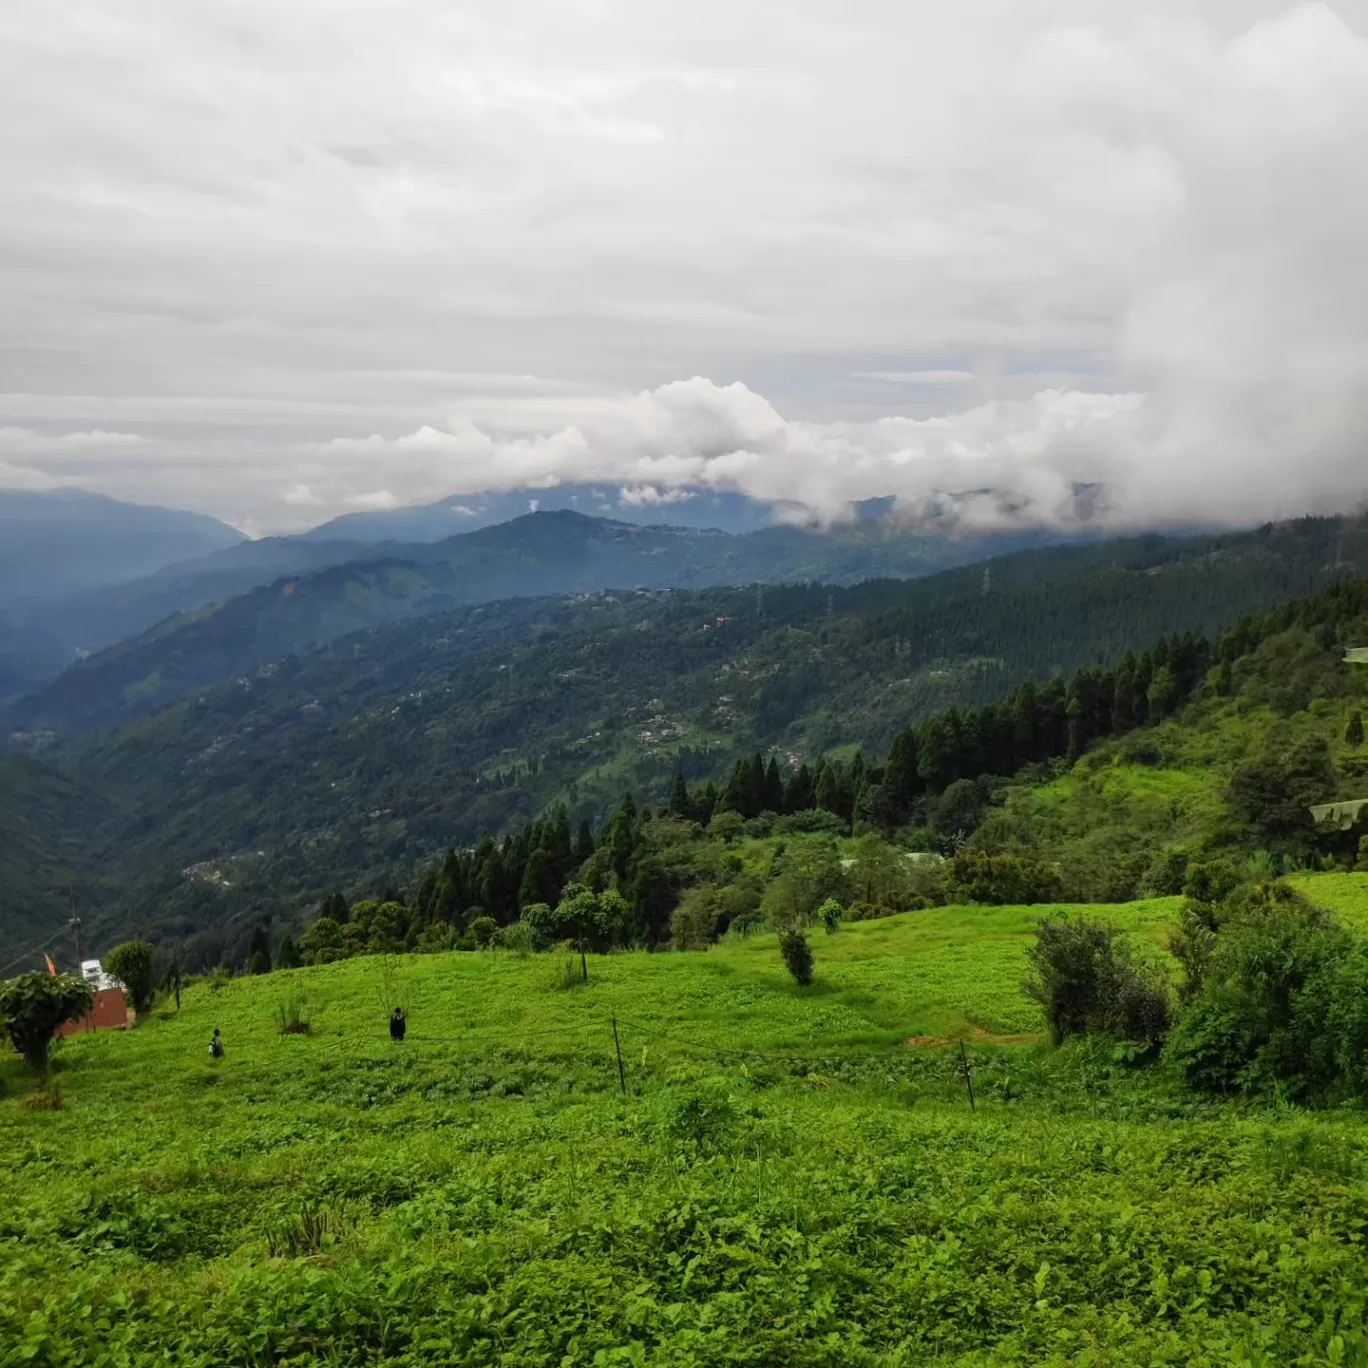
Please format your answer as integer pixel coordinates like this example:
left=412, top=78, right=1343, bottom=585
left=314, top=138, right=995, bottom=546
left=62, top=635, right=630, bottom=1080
left=669, top=771, right=691, bottom=818
left=574, top=819, right=596, bottom=863
left=884, top=730, right=921, bottom=814
left=763, top=757, right=784, bottom=814
left=1347, top=711, right=1365, bottom=748
left=783, top=762, right=815, bottom=814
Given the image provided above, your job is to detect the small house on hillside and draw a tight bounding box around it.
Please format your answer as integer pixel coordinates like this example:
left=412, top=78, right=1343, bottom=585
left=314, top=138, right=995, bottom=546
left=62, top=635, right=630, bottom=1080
left=57, top=959, right=133, bottom=1037
left=1345, top=647, right=1368, bottom=664
left=1310, top=797, right=1368, bottom=832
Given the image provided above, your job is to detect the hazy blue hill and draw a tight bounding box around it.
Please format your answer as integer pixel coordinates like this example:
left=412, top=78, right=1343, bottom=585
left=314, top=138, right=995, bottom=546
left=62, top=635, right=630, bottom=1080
left=299, top=483, right=781, bottom=540
left=16, top=535, right=379, bottom=658
left=5, top=511, right=1073, bottom=732
left=0, top=489, right=244, bottom=600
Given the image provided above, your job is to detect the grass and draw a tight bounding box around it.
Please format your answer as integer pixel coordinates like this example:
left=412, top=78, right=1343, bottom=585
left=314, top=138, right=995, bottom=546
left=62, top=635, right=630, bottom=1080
left=5, top=899, right=1368, bottom=1366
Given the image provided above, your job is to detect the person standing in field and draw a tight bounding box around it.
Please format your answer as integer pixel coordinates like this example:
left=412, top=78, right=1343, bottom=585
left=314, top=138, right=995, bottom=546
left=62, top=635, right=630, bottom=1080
left=209, top=1028, right=224, bottom=1059
left=389, top=1008, right=406, bottom=1042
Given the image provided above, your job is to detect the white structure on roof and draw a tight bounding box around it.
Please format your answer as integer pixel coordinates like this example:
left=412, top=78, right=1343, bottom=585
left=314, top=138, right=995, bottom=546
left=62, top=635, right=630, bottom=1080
left=80, top=959, right=120, bottom=991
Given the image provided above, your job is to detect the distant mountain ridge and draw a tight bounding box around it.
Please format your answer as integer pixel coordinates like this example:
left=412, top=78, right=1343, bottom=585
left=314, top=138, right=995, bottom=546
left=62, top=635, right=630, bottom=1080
left=0, top=489, right=244, bottom=600
left=5, top=509, right=1073, bottom=731
left=299, top=484, right=784, bottom=541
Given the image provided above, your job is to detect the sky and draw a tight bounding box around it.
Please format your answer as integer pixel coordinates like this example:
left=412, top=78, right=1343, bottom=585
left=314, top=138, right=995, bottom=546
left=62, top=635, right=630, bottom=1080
left=2, top=0, right=1367, bottom=535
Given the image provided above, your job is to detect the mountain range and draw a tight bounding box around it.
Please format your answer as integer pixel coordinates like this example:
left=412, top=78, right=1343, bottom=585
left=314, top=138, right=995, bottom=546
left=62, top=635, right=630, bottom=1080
left=3, top=509, right=1074, bottom=728
left=4, top=511, right=1368, bottom=960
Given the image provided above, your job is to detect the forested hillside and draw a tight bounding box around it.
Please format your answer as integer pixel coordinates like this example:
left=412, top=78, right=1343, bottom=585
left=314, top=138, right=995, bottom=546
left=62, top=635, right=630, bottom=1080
left=5, top=514, right=1367, bottom=962
left=2, top=510, right=1063, bottom=707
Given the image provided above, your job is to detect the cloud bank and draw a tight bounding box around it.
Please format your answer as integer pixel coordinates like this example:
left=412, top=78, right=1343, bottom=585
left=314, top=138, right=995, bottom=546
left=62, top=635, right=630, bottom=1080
left=1, top=1, right=1366, bottom=532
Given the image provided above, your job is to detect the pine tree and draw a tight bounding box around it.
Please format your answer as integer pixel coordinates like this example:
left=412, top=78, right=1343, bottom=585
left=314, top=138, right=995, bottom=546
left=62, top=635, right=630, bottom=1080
left=1347, top=711, right=1365, bottom=748
left=276, top=935, right=303, bottom=970
left=247, top=924, right=272, bottom=975
left=884, top=730, right=921, bottom=814
left=574, top=820, right=596, bottom=863
left=1011, top=681, right=1039, bottom=766
left=783, top=762, right=815, bottom=814
left=669, top=771, right=691, bottom=818
left=763, top=757, right=784, bottom=814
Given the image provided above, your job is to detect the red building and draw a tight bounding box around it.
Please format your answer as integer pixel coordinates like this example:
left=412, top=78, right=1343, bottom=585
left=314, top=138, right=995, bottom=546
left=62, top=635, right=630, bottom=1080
left=56, top=959, right=133, bottom=1037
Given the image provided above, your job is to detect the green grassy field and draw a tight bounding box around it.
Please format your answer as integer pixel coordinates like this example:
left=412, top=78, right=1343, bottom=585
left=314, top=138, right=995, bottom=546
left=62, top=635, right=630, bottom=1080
left=5, top=896, right=1368, bottom=1366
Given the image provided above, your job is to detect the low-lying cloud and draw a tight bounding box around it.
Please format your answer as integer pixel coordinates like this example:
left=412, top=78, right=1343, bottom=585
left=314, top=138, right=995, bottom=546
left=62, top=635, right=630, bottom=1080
left=1, top=2, right=1366, bottom=533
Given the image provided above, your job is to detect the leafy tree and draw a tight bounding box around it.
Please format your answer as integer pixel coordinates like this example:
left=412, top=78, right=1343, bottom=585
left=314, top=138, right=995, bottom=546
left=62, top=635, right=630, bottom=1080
left=298, top=916, right=345, bottom=965
left=1228, top=736, right=1334, bottom=849
left=1357, top=835, right=1368, bottom=874
left=104, top=940, right=158, bottom=1016
left=670, top=886, right=722, bottom=949
left=778, top=927, right=814, bottom=986
left=468, top=915, right=498, bottom=948
left=1024, top=915, right=1170, bottom=1047
left=0, top=973, right=93, bottom=1074
left=1347, top=711, right=1365, bottom=748
left=948, top=851, right=1062, bottom=905
left=933, top=778, right=985, bottom=838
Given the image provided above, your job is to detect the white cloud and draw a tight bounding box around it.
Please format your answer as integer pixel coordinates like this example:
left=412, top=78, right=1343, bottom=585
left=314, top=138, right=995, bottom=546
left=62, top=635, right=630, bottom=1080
left=343, top=489, right=400, bottom=511
left=0, top=2, right=1366, bottom=532
left=855, top=372, right=976, bottom=385
left=0, top=427, right=144, bottom=448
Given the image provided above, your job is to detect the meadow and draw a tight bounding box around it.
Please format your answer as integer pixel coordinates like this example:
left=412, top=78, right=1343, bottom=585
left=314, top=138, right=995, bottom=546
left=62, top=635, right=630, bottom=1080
left=5, top=878, right=1368, bottom=1366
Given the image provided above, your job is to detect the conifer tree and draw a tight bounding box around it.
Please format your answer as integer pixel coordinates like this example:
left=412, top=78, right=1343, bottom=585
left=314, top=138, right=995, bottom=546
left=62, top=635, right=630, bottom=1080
left=1347, top=712, right=1365, bottom=748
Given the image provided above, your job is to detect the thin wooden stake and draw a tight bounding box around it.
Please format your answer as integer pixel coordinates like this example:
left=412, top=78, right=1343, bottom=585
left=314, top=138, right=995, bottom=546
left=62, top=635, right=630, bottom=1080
left=611, top=1016, right=627, bottom=1096
left=958, top=1040, right=976, bottom=1113
left=580, top=937, right=588, bottom=983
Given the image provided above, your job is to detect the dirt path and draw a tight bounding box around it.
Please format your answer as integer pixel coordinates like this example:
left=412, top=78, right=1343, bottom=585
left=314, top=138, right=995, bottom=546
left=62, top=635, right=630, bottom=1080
left=905, top=1027, right=1043, bottom=1048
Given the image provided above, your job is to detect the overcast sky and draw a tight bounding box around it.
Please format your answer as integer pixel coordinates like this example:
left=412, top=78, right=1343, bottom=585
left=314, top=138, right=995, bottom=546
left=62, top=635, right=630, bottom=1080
left=2, top=0, right=1367, bottom=534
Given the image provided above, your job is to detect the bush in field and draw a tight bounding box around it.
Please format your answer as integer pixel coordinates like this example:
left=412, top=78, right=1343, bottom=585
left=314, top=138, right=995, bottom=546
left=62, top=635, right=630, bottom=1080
left=1165, top=884, right=1368, bottom=1100
left=949, top=850, right=1063, bottom=905
left=779, top=928, right=814, bottom=986
left=671, top=886, right=722, bottom=949
left=0, top=973, right=93, bottom=1074
left=1024, top=914, right=1170, bottom=1047
left=468, top=916, right=498, bottom=948
left=104, top=940, right=158, bottom=1016
left=818, top=898, right=843, bottom=933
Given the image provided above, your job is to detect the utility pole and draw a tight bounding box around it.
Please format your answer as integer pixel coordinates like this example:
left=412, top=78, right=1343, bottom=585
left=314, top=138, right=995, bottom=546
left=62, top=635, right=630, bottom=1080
left=69, top=889, right=84, bottom=962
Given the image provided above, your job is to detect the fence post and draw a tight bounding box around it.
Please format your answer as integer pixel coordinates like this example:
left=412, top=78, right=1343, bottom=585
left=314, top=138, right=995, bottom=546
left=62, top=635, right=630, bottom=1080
left=958, top=1040, right=976, bottom=1113
left=612, top=1015, right=627, bottom=1096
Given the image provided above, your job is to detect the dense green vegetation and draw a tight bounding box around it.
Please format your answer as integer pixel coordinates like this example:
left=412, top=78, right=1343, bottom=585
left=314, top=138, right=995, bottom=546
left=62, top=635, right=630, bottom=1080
left=6, top=877, right=1368, bottom=1365
left=6, top=515, right=1368, bottom=963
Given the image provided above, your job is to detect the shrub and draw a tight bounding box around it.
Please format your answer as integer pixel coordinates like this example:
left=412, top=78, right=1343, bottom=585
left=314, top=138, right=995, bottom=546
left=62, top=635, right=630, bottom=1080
left=1356, top=835, right=1368, bottom=873
left=104, top=940, right=158, bottom=1016
left=497, top=921, right=534, bottom=956
left=19, top=1084, right=63, bottom=1112
left=818, top=898, right=843, bottom=933
left=1023, top=915, right=1170, bottom=1048
left=948, top=850, right=1063, bottom=905
left=468, top=916, right=498, bottom=948
left=671, top=886, right=722, bottom=949
left=779, top=928, right=814, bottom=986
left=1165, top=886, right=1359, bottom=1100
left=275, top=988, right=311, bottom=1035
left=0, top=973, right=93, bottom=1074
